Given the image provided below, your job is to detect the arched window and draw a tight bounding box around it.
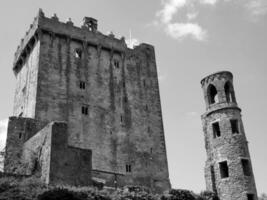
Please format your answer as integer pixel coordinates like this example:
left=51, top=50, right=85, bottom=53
left=224, top=81, right=236, bottom=103
left=207, top=84, right=218, bottom=105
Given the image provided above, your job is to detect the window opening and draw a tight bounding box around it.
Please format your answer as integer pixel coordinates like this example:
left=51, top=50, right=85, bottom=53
left=79, top=81, right=86, bottom=89
left=212, top=122, right=221, bottom=138
left=114, top=60, right=119, bottom=68
left=219, top=161, right=229, bottom=179
left=241, top=159, right=251, bottom=176
left=247, top=194, right=254, bottom=200
left=224, top=81, right=236, bottom=103
left=74, top=49, right=82, bottom=59
left=230, top=119, right=239, bottom=134
left=82, top=106, right=88, bottom=115
left=207, top=84, right=218, bottom=105
left=126, top=164, right=131, bottom=172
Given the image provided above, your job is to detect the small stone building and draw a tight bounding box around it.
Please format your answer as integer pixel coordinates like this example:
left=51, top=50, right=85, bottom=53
left=4, top=9, right=171, bottom=192
left=201, top=71, right=258, bottom=200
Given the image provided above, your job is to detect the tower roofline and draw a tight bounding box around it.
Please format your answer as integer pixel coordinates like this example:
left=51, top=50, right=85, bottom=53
left=200, top=71, right=233, bottom=86
left=13, top=9, right=153, bottom=75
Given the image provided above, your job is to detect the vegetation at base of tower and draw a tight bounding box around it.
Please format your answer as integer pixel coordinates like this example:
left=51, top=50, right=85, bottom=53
left=0, top=176, right=220, bottom=200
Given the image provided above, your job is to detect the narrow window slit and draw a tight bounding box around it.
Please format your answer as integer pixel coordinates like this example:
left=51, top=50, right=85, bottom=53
left=212, top=122, right=221, bottom=138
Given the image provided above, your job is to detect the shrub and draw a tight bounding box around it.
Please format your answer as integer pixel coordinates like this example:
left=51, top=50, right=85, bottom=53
left=199, top=191, right=219, bottom=200
left=161, top=189, right=196, bottom=200
left=37, top=188, right=87, bottom=200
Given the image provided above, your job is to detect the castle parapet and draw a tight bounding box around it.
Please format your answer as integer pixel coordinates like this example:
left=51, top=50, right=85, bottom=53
left=13, top=9, right=128, bottom=74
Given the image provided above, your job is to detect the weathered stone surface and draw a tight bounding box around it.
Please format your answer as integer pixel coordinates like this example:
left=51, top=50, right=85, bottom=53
left=4, top=117, right=46, bottom=174
left=5, top=9, right=170, bottom=192
left=6, top=120, right=92, bottom=186
left=201, top=71, right=258, bottom=200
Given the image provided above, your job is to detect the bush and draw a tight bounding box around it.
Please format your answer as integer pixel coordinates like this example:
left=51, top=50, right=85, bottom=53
left=161, top=189, right=196, bottom=200
left=0, top=175, right=220, bottom=200
left=38, top=188, right=87, bottom=200
left=199, top=191, right=219, bottom=200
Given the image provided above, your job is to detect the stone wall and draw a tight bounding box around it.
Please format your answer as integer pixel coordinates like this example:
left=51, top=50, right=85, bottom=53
left=7, top=10, right=170, bottom=192
left=13, top=41, right=40, bottom=118
left=4, top=117, right=46, bottom=174
left=6, top=120, right=92, bottom=186
left=201, top=71, right=258, bottom=200
left=34, top=30, right=170, bottom=191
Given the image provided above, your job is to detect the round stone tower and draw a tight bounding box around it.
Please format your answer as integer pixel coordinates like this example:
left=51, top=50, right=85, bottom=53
left=201, top=71, right=258, bottom=200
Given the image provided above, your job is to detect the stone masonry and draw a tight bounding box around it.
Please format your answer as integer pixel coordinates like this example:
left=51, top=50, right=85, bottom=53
left=4, top=9, right=171, bottom=192
left=201, top=71, right=258, bottom=200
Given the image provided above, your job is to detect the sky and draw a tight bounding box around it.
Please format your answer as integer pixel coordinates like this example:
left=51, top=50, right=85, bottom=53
left=0, top=0, right=266, bottom=195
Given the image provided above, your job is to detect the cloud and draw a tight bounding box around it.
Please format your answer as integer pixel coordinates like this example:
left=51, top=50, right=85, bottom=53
left=0, top=119, right=8, bottom=151
left=156, top=0, right=207, bottom=41
left=154, top=0, right=267, bottom=41
left=166, top=22, right=207, bottom=40
left=157, top=0, right=187, bottom=23
left=187, top=12, right=199, bottom=20
left=246, top=0, right=267, bottom=18
left=200, top=0, right=218, bottom=5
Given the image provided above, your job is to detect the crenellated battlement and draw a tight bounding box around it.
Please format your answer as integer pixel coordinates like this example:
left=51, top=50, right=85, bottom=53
left=13, top=9, right=133, bottom=74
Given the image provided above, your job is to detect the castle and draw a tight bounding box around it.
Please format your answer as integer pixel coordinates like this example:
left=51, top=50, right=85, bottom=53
left=3, top=9, right=258, bottom=199
left=201, top=71, right=258, bottom=200
left=4, top=9, right=170, bottom=192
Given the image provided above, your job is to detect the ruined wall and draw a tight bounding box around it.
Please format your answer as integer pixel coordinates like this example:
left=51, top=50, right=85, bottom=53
left=201, top=71, right=258, bottom=200
left=4, top=117, right=46, bottom=174
left=14, top=121, right=91, bottom=186
left=22, top=122, right=52, bottom=183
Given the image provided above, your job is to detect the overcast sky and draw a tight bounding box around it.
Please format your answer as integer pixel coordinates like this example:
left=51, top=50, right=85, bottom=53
left=0, top=0, right=266, bottom=195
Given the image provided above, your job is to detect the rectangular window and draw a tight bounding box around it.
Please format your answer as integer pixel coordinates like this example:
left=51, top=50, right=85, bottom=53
left=81, top=106, right=88, bottom=115
left=247, top=194, right=254, bottom=200
left=230, top=119, right=239, bottom=134
left=219, top=161, right=229, bottom=179
left=241, top=159, right=251, bottom=176
left=212, top=122, right=221, bottom=138
left=114, top=60, right=119, bottom=68
left=79, top=81, right=86, bottom=89
left=126, top=164, right=131, bottom=173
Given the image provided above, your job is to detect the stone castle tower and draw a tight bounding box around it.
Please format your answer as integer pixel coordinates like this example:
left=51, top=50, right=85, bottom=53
left=4, top=9, right=170, bottom=192
left=201, top=71, right=258, bottom=200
